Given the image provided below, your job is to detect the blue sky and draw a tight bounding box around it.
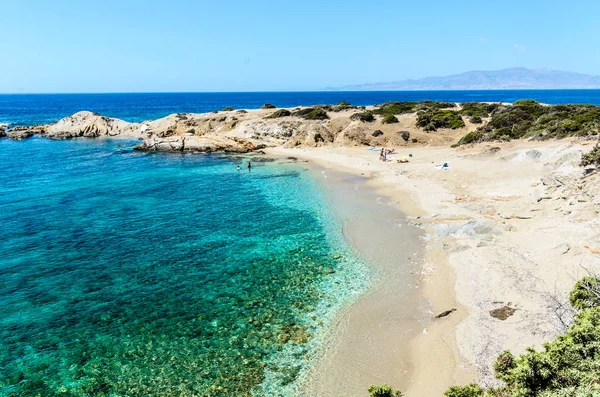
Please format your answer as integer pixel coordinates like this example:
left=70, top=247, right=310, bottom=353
left=1, top=0, right=599, bottom=93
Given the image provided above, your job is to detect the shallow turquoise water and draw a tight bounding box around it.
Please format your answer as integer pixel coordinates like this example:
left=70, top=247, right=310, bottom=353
left=0, top=138, right=366, bottom=396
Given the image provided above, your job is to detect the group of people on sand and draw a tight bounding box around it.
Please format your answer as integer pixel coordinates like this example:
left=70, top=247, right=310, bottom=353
left=378, top=147, right=410, bottom=163
left=379, top=148, right=395, bottom=161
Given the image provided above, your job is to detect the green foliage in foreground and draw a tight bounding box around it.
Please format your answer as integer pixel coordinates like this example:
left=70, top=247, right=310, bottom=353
left=373, top=101, right=455, bottom=116
left=293, top=107, right=329, bottom=120
left=457, top=101, right=600, bottom=145
left=368, top=384, right=403, bottom=397
left=580, top=144, right=600, bottom=168
left=417, top=110, right=465, bottom=131
left=382, top=114, right=399, bottom=124
left=221, top=106, right=235, bottom=111
left=569, top=276, right=600, bottom=309
left=445, top=383, right=484, bottom=397
left=447, top=277, right=600, bottom=397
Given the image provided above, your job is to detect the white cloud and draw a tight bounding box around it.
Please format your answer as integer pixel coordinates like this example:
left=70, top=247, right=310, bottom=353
left=513, top=44, right=527, bottom=53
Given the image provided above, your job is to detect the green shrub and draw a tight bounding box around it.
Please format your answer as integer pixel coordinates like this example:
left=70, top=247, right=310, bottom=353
left=351, top=111, right=375, bottom=122
left=265, top=109, right=292, bottom=119
left=222, top=107, right=235, bottom=111
left=368, top=384, right=402, bottom=397
left=444, top=384, right=484, bottom=397
left=293, top=107, right=329, bottom=120
left=382, top=115, right=399, bottom=124
left=493, top=350, right=516, bottom=383
left=470, top=116, right=483, bottom=124
left=580, top=145, right=600, bottom=168
left=260, top=103, right=276, bottom=109
left=569, top=277, right=600, bottom=309
left=373, top=101, right=455, bottom=116
left=457, top=102, right=600, bottom=145
left=417, top=110, right=465, bottom=131
left=460, top=102, right=500, bottom=118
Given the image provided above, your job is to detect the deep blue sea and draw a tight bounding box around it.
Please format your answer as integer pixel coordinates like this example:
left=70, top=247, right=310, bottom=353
left=2, top=90, right=600, bottom=125
left=1, top=90, right=600, bottom=396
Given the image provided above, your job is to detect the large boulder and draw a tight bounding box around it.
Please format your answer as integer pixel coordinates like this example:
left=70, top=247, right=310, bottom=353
left=46, top=111, right=140, bottom=139
left=0, top=126, right=6, bottom=138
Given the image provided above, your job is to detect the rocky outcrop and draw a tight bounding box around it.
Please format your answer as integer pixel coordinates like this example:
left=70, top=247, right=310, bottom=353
left=5, top=104, right=465, bottom=151
left=0, top=126, right=6, bottom=138
left=135, top=135, right=263, bottom=153
left=46, top=111, right=141, bottom=139
left=6, top=125, right=46, bottom=140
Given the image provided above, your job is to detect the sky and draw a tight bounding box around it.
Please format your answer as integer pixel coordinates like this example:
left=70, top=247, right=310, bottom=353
left=1, top=0, right=600, bottom=93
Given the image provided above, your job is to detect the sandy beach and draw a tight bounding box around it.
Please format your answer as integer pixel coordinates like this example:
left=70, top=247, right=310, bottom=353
left=269, top=139, right=600, bottom=396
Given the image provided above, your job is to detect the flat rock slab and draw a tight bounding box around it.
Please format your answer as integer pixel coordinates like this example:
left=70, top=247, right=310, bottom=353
left=490, top=305, right=516, bottom=320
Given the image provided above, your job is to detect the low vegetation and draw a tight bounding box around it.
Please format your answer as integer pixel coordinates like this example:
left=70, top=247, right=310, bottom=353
left=368, top=384, right=403, bottom=397
left=221, top=106, right=235, bottom=111
left=460, top=102, right=501, bottom=118
left=293, top=107, right=329, bottom=120
left=580, top=144, right=600, bottom=168
left=417, top=110, right=465, bottom=131
left=351, top=110, right=375, bottom=122
left=260, top=103, right=276, bottom=109
left=458, top=101, right=600, bottom=145
left=445, top=275, right=600, bottom=397
left=373, top=101, right=455, bottom=116
left=382, top=114, right=399, bottom=124
left=265, top=109, right=291, bottom=118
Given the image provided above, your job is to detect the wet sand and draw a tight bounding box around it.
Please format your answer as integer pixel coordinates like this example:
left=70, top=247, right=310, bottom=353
left=300, top=166, right=429, bottom=396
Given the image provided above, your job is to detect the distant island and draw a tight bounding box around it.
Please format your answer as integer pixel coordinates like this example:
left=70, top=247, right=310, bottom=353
left=330, top=67, right=600, bottom=91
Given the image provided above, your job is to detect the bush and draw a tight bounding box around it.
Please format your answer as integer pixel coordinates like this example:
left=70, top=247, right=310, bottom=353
left=372, top=130, right=384, bottom=137
left=417, top=110, right=465, bottom=131
left=293, top=107, right=329, bottom=120
left=265, top=109, right=291, bottom=119
left=368, top=384, right=402, bottom=397
left=222, top=107, right=235, bottom=111
left=351, top=111, right=375, bottom=122
left=580, top=145, right=600, bottom=168
left=457, top=102, right=600, bottom=145
left=569, top=277, right=600, bottom=309
left=382, top=115, right=399, bottom=124
left=470, top=116, right=483, bottom=124
left=373, top=101, right=455, bottom=117
left=493, top=350, right=516, bottom=382
left=260, top=103, right=276, bottom=109
left=460, top=102, right=500, bottom=118
left=444, top=384, right=484, bottom=397
left=399, top=130, right=410, bottom=141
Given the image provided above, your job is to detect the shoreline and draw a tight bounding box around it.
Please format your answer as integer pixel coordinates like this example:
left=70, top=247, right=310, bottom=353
left=267, top=140, right=600, bottom=395
left=300, top=165, right=428, bottom=396
left=282, top=151, right=476, bottom=396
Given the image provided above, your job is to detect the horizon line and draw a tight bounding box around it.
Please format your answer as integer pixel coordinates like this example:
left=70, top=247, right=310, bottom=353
left=3, top=88, right=600, bottom=95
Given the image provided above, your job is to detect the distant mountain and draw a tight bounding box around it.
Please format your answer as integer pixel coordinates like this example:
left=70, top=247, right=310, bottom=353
left=332, top=67, right=600, bottom=91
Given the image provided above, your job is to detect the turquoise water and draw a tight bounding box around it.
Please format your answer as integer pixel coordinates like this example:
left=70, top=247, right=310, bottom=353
left=0, top=137, right=366, bottom=396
